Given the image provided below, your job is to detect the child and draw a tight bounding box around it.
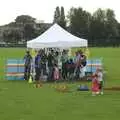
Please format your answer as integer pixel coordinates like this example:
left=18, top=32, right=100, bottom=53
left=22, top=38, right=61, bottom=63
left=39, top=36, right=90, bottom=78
left=96, top=68, right=104, bottom=95
left=53, top=64, right=60, bottom=82
left=91, top=74, right=100, bottom=96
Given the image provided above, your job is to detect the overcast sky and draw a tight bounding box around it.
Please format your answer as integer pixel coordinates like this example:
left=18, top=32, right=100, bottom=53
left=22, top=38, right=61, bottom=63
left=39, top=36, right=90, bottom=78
left=0, top=0, right=119, bottom=25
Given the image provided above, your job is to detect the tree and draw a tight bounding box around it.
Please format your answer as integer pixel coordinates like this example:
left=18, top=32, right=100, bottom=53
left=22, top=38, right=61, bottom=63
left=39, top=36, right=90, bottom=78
left=3, top=30, right=10, bottom=43
left=67, top=7, right=91, bottom=39
left=53, top=6, right=66, bottom=29
left=14, top=15, right=37, bottom=41
left=117, top=23, right=120, bottom=44
left=3, top=29, right=21, bottom=44
left=53, top=6, right=61, bottom=23
left=59, top=6, right=66, bottom=29
left=89, top=8, right=106, bottom=46
left=88, top=8, right=119, bottom=46
left=93, top=8, right=106, bottom=22
left=23, top=23, right=36, bottom=40
left=105, top=9, right=119, bottom=46
left=105, top=9, right=118, bottom=37
left=15, top=15, right=36, bottom=25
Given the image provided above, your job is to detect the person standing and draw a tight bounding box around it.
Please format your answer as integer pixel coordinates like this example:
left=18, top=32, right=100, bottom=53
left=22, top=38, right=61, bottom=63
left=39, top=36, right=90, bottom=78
left=61, top=50, right=68, bottom=80
left=35, top=50, right=42, bottom=88
left=40, top=50, right=47, bottom=79
left=74, top=51, right=81, bottom=79
left=80, top=51, right=87, bottom=80
left=24, top=51, right=32, bottom=81
left=47, top=50, right=55, bottom=81
left=53, top=64, right=60, bottom=82
left=96, top=68, right=104, bottom=95
left=91, top=74, right=100, bottom=96
left=54, top=51, right=59, bottom=65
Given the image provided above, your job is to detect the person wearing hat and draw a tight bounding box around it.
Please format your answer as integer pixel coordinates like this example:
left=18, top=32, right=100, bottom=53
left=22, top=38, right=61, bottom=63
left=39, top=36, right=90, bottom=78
left=24, top=51, right=32, bottom=81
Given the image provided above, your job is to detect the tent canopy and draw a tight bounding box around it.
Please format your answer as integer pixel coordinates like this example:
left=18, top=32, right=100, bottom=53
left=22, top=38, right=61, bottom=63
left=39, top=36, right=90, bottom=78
left=27, top=23, right=88, bottom=48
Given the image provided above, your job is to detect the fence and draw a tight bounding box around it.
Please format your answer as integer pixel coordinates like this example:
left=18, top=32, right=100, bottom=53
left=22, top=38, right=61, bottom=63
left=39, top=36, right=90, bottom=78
left=0, top=57, right=8, bottom=80
left=0, top=58, right=24, bottom=80
left=0, top=58, right=103, bottom=81
left=6, top=59, right=25, bottom=80
left=0, top=44, right=26, bottom=48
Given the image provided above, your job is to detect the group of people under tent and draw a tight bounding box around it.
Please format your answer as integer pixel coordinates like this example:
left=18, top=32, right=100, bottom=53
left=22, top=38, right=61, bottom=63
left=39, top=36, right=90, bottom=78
left=23, top=48, right=87, bottom=86
left=23, top=48, right=104, bottom=95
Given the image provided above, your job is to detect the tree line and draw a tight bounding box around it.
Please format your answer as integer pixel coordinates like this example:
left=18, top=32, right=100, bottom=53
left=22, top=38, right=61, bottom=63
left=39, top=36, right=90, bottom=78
left=1, top=6, right=120, bottom=47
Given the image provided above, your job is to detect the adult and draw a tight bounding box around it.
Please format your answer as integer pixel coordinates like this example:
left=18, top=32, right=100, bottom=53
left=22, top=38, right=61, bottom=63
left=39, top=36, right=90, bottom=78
left=35, top=50, right=41, bottom=87
left=75, top=51, right=81, bottom=67
left=80, top=51, right=87, bottom=67
left=79, top=50, right=87, bottom=80
left=23, top=51, right=32, bottom=81
left=61, top=50, right=68, bottom=80
left=47, top=50, right=55, bottom=81
left=54, top=51, right=62, bottom=80
left=74, top=51, right=81, bottom=79
left=40, top=50, right=47, bottom=77
left=54, top=51, right=59, bottom=65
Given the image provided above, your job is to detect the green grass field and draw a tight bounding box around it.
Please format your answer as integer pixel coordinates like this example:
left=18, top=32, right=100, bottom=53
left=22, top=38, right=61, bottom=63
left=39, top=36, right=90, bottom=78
left=0, top=47, right=120, bottom=120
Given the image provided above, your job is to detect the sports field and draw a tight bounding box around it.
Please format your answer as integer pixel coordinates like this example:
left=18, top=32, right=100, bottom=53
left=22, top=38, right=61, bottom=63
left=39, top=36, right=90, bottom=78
left=0, top=47, right=120, bottom=120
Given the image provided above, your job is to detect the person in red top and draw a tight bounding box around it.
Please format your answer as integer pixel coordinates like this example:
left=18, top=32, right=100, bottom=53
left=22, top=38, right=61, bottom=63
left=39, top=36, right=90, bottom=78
left=91, top=74, right=100, bottom=96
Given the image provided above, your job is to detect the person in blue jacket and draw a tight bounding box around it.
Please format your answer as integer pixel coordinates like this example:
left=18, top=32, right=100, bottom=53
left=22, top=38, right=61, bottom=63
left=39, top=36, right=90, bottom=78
left=35, top=50, right=42, bottom=87
left=24, top=51, right=32, bottom=81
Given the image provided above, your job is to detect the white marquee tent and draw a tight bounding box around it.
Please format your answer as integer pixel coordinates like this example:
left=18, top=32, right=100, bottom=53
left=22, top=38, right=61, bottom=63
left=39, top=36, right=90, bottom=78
left=27, top=23, right=88, bottom=48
